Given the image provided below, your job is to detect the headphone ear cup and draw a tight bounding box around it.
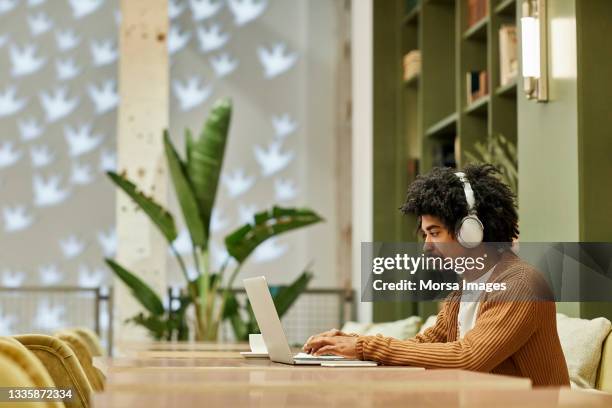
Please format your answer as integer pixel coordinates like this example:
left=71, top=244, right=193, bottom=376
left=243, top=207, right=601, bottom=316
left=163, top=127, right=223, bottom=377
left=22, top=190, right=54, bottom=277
left=457, top=216, right=484, bottom=248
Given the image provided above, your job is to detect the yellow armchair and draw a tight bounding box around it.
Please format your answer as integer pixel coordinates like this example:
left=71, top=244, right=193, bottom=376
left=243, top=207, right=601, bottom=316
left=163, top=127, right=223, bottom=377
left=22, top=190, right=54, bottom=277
left=0, top=353, right=46, bottom=408
left=55, top=332, right=104, bottom=392
left=0, top=338, right=64, bottom=408
left=15, top=335, right=93, bottom=408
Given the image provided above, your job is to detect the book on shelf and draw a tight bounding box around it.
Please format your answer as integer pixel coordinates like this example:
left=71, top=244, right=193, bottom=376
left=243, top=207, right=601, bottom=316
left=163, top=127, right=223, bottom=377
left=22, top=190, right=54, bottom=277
left=466, top=70, right=488, bottom=104
left=499, top=25, right=518, bottom=87
left=467, top=0, right=488, bottom=28
left=403, top=50, right=421, bottom=82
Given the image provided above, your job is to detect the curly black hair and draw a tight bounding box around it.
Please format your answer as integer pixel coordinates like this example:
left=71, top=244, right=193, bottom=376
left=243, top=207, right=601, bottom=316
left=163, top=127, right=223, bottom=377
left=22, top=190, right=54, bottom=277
left=401, top=164, right=519, bottom=243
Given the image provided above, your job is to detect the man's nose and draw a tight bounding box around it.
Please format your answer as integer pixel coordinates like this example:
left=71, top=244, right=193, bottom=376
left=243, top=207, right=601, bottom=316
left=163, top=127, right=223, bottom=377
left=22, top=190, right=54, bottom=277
left=422, top=239, right=434, bottom=254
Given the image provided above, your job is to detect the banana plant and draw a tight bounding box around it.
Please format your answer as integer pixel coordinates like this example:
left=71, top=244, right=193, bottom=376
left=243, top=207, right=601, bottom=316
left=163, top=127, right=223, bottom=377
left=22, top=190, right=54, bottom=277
left=105, top=98, right=324, bottom=341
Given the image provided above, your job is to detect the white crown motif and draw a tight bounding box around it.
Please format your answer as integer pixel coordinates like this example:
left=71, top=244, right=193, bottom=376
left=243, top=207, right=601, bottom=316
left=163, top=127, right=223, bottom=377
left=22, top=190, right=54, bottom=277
left=55, top=29, right=80, bottom=51
left=3, top=205, right=34, bottom=232
left=210, top=53, right=238, bottom=78
left=223, top=168, right=255, bottom=198
left=28, top=0, right=46, bottom=6
left=197, top=23, right=229, bottom=53
left=10, top=43, right=46, bottom=77
left=274, top=178, right=297, bottom=202
left=0, top=86, right=27, bottom=117
left=210, top=208, right=228, bottom=233
left=0, top=308, right=16, bottom=334
left=228, top=0, right=267, bottom=26
left=64, top=123, right=104, bottom=157
left=172, top=76, right=212, bottom=111
left=27, top=11, right=53, bottom=36
left=0, top=141, right=22, bottom=168
left=88, top=79, right=118, bottom=114
left=99, top=148, right=116, bottom=172
left=33, top=174, right=71, bottom=207
left=97, top=227, right=116, bottom=257
left=253, top=140, right=294, bottom=176
left=169, top=0, right=186, bottom=19
left=39, top=264, right=62, bottom=286
left=252, top=238, right=287, bottom=263
left=34, top=300, right=66, bottom=331
left=30, top=144, right=54, bottom=168
left=39, top=86, right=78, bottom=123
left=70, top=161, right=94, bottom=185
left=68, top=0, right=103, bottom=19
left=0, top=0, right=17, bottom=15
left=78, top=264, right=104, bottom=288
left=59, top=235, right=85, bottom=259
left=168, top=25, right=191, bottom=55
left=257, top=43, right=298, bottom=78
left=18, top=117, right=43, bottom=141
left=271, top=113, right=298, bottom=138
left=90, top=39, right=117, bottom=66
left=2, top=269, right=25, bottom=287
left=238, top=203, right=257, bottom=225
left=56, top=57, right=81, bottom=81
left=189, top=0, right=223, bottom=21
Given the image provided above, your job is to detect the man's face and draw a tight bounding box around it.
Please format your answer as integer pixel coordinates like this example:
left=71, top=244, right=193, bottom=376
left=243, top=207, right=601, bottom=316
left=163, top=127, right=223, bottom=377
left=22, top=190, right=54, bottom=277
left=420, top=214, right=463, bottom=259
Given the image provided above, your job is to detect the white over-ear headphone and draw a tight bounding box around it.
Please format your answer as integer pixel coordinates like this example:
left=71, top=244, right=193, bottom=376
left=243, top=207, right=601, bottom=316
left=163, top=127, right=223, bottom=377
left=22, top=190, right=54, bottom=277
left=454, top=172, right=484, bottom=248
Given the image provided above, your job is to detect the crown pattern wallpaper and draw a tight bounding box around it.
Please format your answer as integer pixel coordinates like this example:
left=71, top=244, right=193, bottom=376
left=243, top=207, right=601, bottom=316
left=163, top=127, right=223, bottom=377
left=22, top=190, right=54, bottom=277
left=0, top=0, right=343, bottom=341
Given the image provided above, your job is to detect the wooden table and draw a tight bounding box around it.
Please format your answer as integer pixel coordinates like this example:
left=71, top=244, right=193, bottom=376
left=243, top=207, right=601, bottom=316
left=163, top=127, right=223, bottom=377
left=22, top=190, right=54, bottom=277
left=94, top=387, right=612, bottom=407
left=92, top=348, right=610, bottom=407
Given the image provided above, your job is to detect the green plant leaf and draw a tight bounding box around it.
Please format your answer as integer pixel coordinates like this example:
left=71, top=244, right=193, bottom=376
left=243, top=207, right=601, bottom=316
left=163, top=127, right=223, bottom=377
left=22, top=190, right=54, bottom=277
left=272, top=270, right=314, bottom=318
left=225, top=206, right=324, bottom=263
left=126, top=313, right=167, bottom=341
left=105, top=258, right=165, bottom=316
left=106, top=171, right=178, bottom=243
left=163, top=131, right=207, bottom=247
left=187, top=98, right=232, bottom=236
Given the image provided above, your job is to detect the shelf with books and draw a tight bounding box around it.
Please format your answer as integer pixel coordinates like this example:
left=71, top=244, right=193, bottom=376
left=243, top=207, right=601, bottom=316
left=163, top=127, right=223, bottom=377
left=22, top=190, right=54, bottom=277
left=495, top=0, right=516, bottom=16
left=463, top=16, right=489, bottom=41
left=465, top=94, right=490, bottom=116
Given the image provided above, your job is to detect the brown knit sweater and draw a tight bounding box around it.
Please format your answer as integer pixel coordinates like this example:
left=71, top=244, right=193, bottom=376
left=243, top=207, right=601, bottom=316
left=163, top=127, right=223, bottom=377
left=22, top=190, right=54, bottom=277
left=356, top=250, right=570, bottom=386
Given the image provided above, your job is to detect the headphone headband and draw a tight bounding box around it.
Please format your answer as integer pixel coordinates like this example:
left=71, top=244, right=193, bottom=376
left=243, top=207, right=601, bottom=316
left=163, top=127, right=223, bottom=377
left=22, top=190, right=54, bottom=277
left=454, top=172, right=476, bottom=214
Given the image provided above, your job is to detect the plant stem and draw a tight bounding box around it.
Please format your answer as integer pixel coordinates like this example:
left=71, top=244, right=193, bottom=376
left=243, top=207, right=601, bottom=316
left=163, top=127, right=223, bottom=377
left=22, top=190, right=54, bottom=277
left=215, top=262, right=243, bottom=325
left=196, top=247, right=210, bottom=338
left=171, top=245, right=191, bottom=284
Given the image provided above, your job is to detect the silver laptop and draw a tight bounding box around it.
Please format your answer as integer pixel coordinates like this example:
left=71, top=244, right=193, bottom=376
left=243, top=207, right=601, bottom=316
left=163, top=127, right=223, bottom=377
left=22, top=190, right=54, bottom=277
left=243, top=276, right=349, bottom=365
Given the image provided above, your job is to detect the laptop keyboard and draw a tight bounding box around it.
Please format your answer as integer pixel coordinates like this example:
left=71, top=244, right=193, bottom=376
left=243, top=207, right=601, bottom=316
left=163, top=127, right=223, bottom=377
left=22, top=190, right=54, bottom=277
left=293, top=352, right=345, bottom=360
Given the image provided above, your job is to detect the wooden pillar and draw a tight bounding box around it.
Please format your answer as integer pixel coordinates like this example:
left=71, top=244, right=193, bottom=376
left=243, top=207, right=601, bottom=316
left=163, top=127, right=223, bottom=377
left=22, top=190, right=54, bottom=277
left=114, top=0, right=169, bottom=344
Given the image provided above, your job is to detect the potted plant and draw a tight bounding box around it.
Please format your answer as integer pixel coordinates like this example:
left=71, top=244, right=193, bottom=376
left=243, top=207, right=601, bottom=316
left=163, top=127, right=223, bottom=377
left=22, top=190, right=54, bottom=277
left=105, top=99, right=323, bottom=341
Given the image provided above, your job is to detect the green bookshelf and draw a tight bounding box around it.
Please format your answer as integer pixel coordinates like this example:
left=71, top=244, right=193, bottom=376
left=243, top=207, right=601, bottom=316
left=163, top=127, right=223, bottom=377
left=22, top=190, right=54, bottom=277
left=373, top=0, right=519, bottom=321
left=395, top=0, right=519, bottom=173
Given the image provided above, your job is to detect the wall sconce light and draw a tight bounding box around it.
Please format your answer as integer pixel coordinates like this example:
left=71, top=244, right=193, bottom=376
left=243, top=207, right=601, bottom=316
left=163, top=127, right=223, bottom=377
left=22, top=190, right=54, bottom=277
left=521, top=0, right=548, bottom=102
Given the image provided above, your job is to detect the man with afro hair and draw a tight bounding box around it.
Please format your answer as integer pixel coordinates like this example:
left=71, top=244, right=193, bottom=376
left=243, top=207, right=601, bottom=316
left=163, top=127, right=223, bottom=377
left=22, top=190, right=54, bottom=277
left=305, top=164, right=569, bottom=386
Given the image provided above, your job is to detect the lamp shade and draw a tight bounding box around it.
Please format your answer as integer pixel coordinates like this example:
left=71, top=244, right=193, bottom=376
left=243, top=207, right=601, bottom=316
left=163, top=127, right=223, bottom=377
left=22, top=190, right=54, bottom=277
left=521, top=16, right=541, bottom=78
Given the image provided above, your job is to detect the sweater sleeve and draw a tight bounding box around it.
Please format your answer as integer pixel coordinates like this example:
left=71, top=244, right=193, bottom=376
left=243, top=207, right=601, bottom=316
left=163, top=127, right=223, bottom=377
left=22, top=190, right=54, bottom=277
left=355, top=280, right=541, bottom=371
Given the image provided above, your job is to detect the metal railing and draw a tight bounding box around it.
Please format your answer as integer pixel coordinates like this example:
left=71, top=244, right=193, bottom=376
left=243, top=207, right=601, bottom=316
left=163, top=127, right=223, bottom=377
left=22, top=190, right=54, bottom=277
left=0, top=286, right=113, bottom=354
left=0, top=285, right=354, bottom=349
